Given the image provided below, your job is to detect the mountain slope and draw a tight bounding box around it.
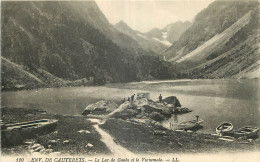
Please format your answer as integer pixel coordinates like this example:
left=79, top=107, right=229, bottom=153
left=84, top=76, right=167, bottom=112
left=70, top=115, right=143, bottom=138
left=114, top=21, right=168, bottom=54
left=190, top=28, right=259, bottom=79
left=144, top=21, right=191, bottom=46
left=1, top=1, right=177, bottom=90
left=173, top=10, right=252, bottom=63
left=163, top=0, right=259, bottom=79
left=52, top=1, right=144, bottom=53
left=161, top=21, right=192, bottom=43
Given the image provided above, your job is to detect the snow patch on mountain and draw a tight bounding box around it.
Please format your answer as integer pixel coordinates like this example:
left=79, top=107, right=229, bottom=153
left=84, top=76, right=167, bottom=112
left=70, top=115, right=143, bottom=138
left=137, top=33, right=149, bottom=40
left=152, top=38, right=172, bottom=46
left=162, top=32, right=168, bottom=39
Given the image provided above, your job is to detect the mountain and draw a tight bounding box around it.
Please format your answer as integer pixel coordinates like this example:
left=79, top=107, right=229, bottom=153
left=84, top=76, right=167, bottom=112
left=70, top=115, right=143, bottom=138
left=115, top=20, right=191, bottom=53
left=52, top=1, right=144, bottom=54
left=145, top=28, right=163, bottom=40
left=114, top=21, right=168, bottom=54
left=163, top=0, right=259, bottom=79
left=144, top=21, right=192, bottom=47
left=1, top=1, right=177, bottom=90
left=161, top=21, right=192, bottom=43
left=114, top=21, right=137, bottom=39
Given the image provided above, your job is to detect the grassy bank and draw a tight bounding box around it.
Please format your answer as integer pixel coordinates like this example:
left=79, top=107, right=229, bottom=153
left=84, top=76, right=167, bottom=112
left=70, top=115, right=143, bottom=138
left=100, top=118, right=260, bottom=154
left=1, top=107, right=111, bottom=155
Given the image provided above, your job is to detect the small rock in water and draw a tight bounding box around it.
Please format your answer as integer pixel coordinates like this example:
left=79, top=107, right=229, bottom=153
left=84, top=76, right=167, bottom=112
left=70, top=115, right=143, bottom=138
left=187, top=130, right=193, bottom=133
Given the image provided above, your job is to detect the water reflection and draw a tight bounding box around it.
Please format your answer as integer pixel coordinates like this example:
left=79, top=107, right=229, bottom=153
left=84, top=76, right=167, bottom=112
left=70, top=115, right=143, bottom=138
left=173, top=114, right=178, bottom=123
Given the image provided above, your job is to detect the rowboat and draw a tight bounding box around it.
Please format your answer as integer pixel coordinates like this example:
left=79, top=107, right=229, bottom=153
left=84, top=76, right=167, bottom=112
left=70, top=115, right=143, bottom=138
left=233, top=126, right=259, bottom=138
left=216, top=122, right=233, bottom=136
left=1, top=119, right=58, bottom=146
left=170, top=119, right=203, bottom=130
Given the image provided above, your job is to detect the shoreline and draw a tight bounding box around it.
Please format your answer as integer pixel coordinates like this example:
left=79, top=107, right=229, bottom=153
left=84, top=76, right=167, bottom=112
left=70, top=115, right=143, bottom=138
left=2, top=78, right=257, bottom=92
left=1, top=107, right=259, bottom=155
left=100, top=118, right=260, bottom=154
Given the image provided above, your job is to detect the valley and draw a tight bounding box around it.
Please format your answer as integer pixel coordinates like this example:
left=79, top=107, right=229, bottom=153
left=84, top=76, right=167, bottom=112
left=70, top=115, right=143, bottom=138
left=1, top=0, right=259, bottom=160
left=1, top=0, right=259, bottom=87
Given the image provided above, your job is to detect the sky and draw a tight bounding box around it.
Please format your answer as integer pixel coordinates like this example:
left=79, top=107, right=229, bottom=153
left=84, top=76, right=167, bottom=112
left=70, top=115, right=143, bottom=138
left=96, top=0, right=215, bottom=32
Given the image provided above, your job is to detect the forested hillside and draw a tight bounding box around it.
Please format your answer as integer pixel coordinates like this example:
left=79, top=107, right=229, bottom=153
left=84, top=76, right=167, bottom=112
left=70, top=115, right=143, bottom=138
left=1, top=1, right=177, bottom=90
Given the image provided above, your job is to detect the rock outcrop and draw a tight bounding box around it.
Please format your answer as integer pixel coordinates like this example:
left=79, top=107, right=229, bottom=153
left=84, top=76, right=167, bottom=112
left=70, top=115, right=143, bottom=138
left=111, top=97, right=176, bottom=122
left=162, top=96, right=181, bottom=107
left=83, top=95, right=186, bottom=123
left=82, top=100, right=118, bottom=115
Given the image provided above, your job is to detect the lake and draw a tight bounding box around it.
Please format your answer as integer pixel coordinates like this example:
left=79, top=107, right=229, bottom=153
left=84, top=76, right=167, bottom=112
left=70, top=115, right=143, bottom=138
left=1, top=79, right=259, bottom=134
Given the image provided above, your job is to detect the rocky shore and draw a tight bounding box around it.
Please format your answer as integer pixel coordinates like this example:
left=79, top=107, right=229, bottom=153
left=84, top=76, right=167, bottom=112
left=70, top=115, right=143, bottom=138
left=1, top=95, right=260, bottom=155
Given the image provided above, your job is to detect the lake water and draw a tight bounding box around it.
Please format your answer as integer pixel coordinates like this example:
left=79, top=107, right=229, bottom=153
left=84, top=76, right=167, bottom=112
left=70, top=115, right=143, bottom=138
left=1, top=79, right=259, bottom=134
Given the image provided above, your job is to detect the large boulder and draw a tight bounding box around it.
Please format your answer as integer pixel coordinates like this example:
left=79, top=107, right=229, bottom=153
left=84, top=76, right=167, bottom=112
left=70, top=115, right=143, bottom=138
left=150, top=112, right=165, bottom=122
left=142, top=105, right=163, bottom=114
left=162, top=96, right=181, bottom=107
left=82, top=100, right=118, bottom=115
left=142, top=104, right=172, bottom=118
left=111, top=109, right=139, bottom=119
left=133, top=98, right=149, bottom=108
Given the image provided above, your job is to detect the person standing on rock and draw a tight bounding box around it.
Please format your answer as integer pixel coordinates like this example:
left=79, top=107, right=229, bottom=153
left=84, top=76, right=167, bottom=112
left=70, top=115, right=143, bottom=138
left=127, top=97, right=130, bottom=101
left=131, top=94, right=135, bottom=101
left=159, top=94, right=162, bottom=102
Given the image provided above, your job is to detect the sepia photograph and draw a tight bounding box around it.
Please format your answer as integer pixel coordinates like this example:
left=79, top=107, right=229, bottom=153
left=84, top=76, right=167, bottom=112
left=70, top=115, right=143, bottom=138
left=1, top=0, right=259, bottom=161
